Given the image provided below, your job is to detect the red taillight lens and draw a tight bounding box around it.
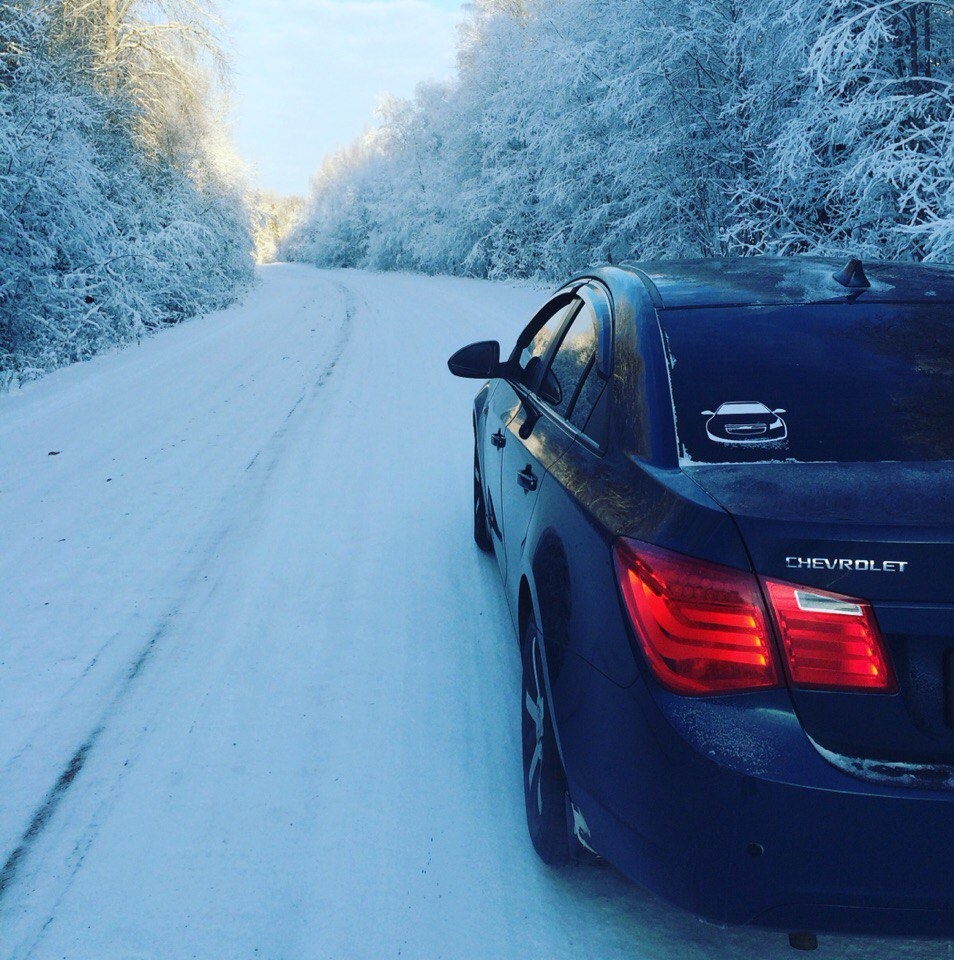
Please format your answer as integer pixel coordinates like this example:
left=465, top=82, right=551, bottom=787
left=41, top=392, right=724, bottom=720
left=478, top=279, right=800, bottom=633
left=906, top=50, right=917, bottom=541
left=762, top=579, right=896, bottom=693
left=613, top=539, right=781, bottom=695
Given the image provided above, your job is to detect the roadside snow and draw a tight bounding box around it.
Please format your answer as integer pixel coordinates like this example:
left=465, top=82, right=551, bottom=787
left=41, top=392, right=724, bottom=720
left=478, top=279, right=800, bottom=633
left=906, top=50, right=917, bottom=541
left=0, top=265, right=945, bottom=959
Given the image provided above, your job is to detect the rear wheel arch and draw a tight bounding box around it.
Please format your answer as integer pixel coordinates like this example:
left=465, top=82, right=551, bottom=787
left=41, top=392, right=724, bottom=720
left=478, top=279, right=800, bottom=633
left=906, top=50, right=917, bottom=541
left=518, top=576, right=563, bottom=686
left=517, top=543, right=571, bottom=772
left=518, top=576, right=534, bottom=644
left=528, top=529, right=572, bottom=681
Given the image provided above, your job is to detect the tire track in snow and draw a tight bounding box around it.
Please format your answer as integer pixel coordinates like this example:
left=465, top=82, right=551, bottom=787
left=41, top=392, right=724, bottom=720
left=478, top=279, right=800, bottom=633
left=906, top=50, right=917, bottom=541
left=243, top=285, right=354, bottom=475
left=0, top=739, right=97, bottom=900
left=0, top=279, right=358, bottom=923
left=0, top=605, right=180, bottom=901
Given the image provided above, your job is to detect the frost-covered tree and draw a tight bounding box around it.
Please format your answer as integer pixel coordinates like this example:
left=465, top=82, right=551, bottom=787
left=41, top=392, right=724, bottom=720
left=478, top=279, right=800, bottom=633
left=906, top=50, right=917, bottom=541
left=772, top=0, right=954, bottom=259
left=51, top=0, right=225, bottom=159
left=0, top=0, right=253, bottom=388
left=248, top=189, right=305, bottom=264
left=283, top=0, right=954, bottom=278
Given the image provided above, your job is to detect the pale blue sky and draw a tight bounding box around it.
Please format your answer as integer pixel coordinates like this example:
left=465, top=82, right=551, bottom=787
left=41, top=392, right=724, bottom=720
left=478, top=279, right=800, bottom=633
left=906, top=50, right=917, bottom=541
left=226, top=0, right=467, bottom=197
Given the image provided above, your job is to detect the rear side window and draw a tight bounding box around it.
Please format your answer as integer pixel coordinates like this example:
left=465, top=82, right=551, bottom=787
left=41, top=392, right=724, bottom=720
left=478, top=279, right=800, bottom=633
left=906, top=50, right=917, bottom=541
left=663, top=303, right=954, bottom=464
left=569, top=361, right=602, bottom=432
left=546, top=302, right=599, bottom=420
left=568, top=303, right=607, bottom=432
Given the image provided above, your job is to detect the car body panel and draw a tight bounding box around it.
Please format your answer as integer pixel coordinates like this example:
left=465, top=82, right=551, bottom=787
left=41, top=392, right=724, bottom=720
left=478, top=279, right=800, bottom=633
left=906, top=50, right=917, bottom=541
left=682, top=459, right=954, bottom=767
left=620, top=256, right=954, bottom=310
left=462, top=257, right=954, bottom=935
left=684, top=461, right=954, bottom=600
left=567, top=673, right=954, bottom=933
left=477, top=379, right=512, bottom=571
left=500, top=382, right=575, bottom=592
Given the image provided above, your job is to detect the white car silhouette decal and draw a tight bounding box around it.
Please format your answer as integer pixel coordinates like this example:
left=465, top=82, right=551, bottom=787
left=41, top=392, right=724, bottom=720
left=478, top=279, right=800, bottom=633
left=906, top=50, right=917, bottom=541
left=701, top=402, right=788, bottom=445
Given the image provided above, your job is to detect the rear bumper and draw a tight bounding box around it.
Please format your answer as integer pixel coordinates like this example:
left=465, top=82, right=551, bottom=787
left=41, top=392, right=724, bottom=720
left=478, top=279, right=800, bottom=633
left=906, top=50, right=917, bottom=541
left=567, top=682, right=954, bottom=936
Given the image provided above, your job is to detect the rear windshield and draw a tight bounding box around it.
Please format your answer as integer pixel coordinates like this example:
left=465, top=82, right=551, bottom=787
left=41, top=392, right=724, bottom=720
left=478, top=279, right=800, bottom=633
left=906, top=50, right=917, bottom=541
left=662, top=302, right=954, bottom=464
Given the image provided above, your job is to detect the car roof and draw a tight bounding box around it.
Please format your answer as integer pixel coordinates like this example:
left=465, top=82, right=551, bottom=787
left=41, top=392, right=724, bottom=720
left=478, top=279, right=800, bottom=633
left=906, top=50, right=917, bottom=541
left=613, top=256, right=954, bottom=310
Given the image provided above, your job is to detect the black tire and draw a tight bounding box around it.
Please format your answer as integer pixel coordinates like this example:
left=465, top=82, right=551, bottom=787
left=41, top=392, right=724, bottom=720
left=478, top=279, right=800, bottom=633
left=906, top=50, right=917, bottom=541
left=473, top=443, right=493, bottom=552
left=521, top=612, right=570, bottom=865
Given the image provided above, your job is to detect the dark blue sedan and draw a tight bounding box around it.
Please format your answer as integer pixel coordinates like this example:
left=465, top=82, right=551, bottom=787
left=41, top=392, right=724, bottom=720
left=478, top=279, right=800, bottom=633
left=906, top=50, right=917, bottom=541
left=449, top=257, right=954, bottom=945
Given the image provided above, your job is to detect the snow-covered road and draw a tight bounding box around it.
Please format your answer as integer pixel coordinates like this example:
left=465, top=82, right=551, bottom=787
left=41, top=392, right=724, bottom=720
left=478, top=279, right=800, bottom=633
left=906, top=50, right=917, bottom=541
left=0, top=266, right=945, bottom=959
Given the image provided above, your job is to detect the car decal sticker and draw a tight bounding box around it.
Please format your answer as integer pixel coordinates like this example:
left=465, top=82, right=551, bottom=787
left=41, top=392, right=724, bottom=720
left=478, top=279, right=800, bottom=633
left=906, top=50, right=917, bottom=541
left=701, top=402, right=789, bottom=446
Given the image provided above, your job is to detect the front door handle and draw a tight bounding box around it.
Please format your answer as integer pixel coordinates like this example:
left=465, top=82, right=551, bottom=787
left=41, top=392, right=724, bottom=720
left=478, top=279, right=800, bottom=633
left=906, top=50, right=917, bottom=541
left=491, top=430, right=506, bottom=449
left=517, top=465, right=538, bottom=492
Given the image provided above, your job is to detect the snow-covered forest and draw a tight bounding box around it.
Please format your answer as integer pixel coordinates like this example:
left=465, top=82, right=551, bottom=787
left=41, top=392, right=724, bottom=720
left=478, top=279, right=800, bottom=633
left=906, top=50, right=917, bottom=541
left=0, top=0, right=253, bottom=388
left=283, top=0, right=954, bottom=279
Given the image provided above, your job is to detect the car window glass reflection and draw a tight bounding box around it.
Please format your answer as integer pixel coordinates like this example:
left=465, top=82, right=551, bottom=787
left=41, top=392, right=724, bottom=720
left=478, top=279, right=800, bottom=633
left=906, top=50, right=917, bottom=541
left=518, top=302, right=577, bottom=389
left=546, top=303, right=599, bottom=421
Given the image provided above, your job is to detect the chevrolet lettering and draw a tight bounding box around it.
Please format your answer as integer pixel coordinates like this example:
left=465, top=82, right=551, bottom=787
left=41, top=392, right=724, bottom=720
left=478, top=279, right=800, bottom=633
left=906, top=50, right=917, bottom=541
left=786, top=557, right=910, bottom=573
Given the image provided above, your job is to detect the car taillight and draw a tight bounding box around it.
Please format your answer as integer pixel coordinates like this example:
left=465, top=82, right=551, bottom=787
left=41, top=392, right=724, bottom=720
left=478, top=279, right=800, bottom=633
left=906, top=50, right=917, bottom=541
left=614, top=539, right=898, bottom=697
left=613, top=539, right=781, bottom=695
left=762, top=579, right=897, bottom=693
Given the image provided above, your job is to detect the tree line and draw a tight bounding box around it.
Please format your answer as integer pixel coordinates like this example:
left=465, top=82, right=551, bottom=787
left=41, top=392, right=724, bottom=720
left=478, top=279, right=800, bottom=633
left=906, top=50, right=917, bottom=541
left=0, top=0, right=254, bottom=388
left=283, top=0, right=954, bottom=279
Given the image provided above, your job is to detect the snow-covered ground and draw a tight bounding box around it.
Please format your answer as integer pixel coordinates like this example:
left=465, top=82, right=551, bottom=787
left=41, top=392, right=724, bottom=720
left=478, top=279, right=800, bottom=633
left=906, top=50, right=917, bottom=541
left=0, top=265, right=946, bottom=959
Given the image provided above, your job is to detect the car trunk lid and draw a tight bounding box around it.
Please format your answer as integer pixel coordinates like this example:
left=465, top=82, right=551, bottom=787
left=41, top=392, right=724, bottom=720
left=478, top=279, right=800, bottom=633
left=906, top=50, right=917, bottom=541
left=686, top=461, right=954, bottom=772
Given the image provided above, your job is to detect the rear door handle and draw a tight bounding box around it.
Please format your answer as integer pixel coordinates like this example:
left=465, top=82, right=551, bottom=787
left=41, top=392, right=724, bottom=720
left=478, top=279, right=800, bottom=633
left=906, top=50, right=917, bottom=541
left=517, top=465, right=538, bottom=492
left=491, top=430, right=506, bottom=449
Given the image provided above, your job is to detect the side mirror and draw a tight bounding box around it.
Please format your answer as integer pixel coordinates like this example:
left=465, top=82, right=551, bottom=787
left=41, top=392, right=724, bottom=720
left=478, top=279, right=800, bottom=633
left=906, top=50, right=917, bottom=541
left=773, top=408, right=786, bottom=415
left=448, top=341, right=501, bottom=380
left=701, top=410, right=715, bottom=417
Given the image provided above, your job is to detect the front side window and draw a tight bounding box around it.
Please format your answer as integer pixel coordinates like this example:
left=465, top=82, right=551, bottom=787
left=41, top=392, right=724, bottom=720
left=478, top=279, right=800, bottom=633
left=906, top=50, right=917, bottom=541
left=517, top=300, right=579, bottom=392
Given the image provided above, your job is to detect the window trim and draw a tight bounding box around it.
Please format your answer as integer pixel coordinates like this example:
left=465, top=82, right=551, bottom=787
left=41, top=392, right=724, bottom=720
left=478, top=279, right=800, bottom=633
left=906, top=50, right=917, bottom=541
left=585, top=281, right=614, bottom=378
